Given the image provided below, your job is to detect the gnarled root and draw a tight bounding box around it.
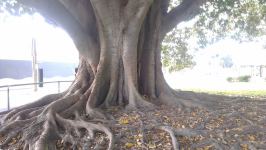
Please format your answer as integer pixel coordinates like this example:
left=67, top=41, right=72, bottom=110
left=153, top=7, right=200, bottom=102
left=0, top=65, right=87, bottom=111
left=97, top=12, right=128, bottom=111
left=156, top=125, right=207, bottom=150
left=0, top=91, right=115, bottom=150
left=55, top=112, right=114, bottom=150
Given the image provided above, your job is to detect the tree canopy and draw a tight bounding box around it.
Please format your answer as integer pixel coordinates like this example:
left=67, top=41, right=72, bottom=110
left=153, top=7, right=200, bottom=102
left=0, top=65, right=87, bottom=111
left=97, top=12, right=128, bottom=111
left=1, top=0, right=265, bottom=72
left=163, top=0, right=266, bottom=71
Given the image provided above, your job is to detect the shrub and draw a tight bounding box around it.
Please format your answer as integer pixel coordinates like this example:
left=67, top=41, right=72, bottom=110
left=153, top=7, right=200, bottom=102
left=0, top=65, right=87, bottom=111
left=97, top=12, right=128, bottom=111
left=237, top=75, right=251, bottom=82
left=227, top=77, right=233, bottom=82
left=227, top=75, right=251, bottom=82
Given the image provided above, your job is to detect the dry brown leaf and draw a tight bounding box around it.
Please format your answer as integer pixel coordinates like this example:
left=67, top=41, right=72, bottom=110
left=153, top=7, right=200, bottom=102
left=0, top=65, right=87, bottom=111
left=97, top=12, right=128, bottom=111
left=203, top=145, right=213, bottom=150
left=241, top=144, right=248, bottom=150
left=147, top=143, right=156, bottom=149
left=154, top=113, right=160, bottom=116
left=248, top=135, right=256, bottom=141
left=119, top=118, right=129, bottom=124
left=136, top=141, right=142, bottom=146
left=125, top=142, right=134, bottom=148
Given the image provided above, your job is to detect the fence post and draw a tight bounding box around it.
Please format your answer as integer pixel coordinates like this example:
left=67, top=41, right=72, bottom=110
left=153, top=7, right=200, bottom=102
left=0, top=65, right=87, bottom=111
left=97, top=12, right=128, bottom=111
left=58, top=81, right=60, bottom=93
left=7, top=87, right=10, bottom=110
left=38, top=68, right=43, bottom=87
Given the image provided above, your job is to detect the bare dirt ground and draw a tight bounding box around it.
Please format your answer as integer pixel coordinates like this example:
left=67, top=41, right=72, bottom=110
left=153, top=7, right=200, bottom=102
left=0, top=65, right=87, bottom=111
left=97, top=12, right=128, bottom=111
left=1, top=93, right=266, bottom=150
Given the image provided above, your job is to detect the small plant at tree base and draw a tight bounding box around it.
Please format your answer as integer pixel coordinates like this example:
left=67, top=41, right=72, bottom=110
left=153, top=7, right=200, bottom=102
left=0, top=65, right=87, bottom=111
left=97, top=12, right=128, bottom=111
left=237, top=75, right=251, bottom=82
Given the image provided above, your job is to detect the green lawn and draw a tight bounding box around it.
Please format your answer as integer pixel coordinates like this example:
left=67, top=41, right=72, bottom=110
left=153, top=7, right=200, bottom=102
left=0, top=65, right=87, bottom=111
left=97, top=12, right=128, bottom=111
left=187, top=89, right=266, bottom=98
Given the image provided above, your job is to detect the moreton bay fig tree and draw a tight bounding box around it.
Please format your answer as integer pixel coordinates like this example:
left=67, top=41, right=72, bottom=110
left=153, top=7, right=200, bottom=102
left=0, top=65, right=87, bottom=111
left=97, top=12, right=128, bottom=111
left=0, top=0, right=266, bottom=149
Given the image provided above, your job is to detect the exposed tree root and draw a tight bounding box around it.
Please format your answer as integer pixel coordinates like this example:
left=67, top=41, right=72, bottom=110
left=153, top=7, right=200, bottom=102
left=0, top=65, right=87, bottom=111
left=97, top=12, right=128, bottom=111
left=0, top=92, right=266, bottom=149
left=0, top=78, right=265, bottom=150
left=0, top=90, right=116, bottom=150
left=0, top=93, right=63, bottom=124
left=55, top=112, right=114, bottom=150
left=158, top=126, right=179, bottom=150
left=155, top=125, right=209, bottom=150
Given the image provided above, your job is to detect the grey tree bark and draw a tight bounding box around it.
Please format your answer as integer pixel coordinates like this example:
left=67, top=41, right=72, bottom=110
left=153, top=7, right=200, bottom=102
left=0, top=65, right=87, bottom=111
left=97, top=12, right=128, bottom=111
left=0, top=0, right=207, bottom=149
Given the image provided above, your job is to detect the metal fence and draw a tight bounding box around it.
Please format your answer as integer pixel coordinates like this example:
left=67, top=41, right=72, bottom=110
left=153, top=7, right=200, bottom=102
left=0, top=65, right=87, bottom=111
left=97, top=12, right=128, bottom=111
left=0, top=80, right=73, bottom=111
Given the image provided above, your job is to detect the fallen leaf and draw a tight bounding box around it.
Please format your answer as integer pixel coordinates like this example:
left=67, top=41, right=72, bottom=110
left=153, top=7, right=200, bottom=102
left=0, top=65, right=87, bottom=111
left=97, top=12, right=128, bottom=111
left=248, top=135, right=256, bottom=141
left=203, top=145, right=213, bottom=150
left=125, top=142, right=134, bottom=148
left=136, top=141, right=142, bottom=146
left=148, top=143, right=156, bottom=149
left=119, top=118, right=129, bottom=124
left=241, top=144, right=248, bottom=150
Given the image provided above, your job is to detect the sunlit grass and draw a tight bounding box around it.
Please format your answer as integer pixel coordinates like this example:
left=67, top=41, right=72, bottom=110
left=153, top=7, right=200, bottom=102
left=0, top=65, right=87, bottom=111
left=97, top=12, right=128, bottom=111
left=186, top=89, right=266, bottom=98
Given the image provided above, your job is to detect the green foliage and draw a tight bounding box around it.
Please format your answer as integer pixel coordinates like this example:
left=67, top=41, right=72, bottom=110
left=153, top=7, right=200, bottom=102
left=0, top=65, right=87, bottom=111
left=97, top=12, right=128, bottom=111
left=227, top=77, right=233, bottom=82
left=162, top=27, right=195, bottom=72
left=237, top=75, right=251, bottom=82
left=189, top=89, right=266, bottom=97
left=163, top=0, right=266, bottom=72
left=0, top=0, right=33, bottom=15
left=227, top=75, right=251, bottom=82
left=198, top=0, right=266, bottom=42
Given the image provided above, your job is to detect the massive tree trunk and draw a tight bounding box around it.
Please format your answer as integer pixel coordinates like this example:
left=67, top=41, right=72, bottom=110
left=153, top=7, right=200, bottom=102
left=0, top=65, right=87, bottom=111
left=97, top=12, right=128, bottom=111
left=0, top=0, right=207, bottom=149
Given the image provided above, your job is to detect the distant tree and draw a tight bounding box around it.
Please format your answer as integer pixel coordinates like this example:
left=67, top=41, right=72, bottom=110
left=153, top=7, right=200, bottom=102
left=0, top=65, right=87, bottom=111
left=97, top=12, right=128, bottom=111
left=220, top=55, right=234, bottom=68
left=163, top=0, right=266, bottom=71
left=162, top=28, right=195, bottom=72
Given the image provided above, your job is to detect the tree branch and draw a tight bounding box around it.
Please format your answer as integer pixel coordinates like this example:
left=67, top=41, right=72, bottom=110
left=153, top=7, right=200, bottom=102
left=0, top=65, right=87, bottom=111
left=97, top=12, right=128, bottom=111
left=161, top=0, right=170, bottom=16
left=57, top=0, right=97, bottom=38
left=19, top=0, right=85, bottom=40
left=162, top=0, right=206, bottom=35
left=19, top=0, right=100, bottom=67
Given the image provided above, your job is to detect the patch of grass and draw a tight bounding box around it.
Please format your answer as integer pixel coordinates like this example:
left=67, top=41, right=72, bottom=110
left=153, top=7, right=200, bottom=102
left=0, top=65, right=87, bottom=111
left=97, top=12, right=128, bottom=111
left=186, top=89, right=266, bottom=98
